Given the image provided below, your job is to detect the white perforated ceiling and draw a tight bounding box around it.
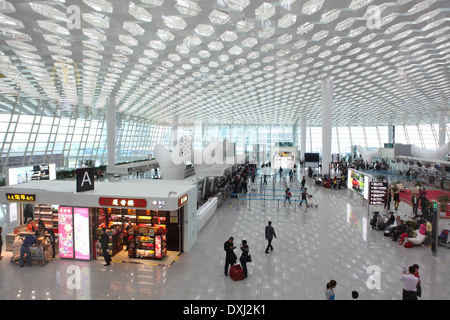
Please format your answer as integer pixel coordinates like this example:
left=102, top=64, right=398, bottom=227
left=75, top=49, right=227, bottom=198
left=0, top=0, right=449, bottom=126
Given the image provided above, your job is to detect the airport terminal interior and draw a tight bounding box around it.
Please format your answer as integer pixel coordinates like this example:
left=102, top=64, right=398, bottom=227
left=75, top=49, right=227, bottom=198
left=0, top=0, right=449, bottom=301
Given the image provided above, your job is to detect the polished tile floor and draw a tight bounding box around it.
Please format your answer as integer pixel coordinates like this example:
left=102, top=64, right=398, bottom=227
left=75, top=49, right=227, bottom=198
left=1, top=172, right=450, bottom=300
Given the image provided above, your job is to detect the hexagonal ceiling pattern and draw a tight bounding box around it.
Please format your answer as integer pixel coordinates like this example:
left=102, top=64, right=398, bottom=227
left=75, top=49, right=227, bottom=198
left=0, top=0, right=449, bottom=127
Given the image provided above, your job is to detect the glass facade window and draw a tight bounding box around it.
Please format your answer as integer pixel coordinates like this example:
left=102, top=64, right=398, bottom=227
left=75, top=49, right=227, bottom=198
left=0, top=96, right=446, bottom=177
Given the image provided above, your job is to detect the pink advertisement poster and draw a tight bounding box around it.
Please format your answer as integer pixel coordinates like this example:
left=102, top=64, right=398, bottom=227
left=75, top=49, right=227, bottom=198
left=74, top=207, right=90, bottom=260
left=58, top=207, right=74, bottom=259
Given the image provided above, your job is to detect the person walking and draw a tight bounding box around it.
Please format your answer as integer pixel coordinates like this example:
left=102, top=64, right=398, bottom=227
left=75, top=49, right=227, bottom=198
left=284, top=188, right=292, bottom=206
left=239, top=240, right=250, bottom=278
left=99, top=227, right=111, bottom=266
left=400, top=266, right=419, bottom=300
left=224, top=236, right=237, bottom=277
left=265, top=221, right=276, bottom=254
left=385, top=190, right=392, bottom=211
left=300, top=188, right=309, bottom=207
left=393, top=190, right=400, bottom=210
left=48, top=229, right=56, bottom=259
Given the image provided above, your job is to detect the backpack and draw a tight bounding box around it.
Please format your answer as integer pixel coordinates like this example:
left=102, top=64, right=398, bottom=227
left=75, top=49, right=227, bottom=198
left=404, top=242, right=413, bottom=248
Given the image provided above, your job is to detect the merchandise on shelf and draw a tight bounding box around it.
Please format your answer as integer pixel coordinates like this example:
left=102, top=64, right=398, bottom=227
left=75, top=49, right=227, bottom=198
left=128, top=225, right=167, bottom=260
left=95, top=207, right=169, bottom=260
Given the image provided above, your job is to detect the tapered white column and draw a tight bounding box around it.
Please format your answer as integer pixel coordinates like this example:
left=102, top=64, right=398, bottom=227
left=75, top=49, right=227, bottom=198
left=301, top=113, right=307, bottom=164
left=106, top=97, right=116, bottom=173
left=172, top=115, right=179, bottom=148
left=322, top=79, right=333, bottom=176
left=439, top=111, right=447, bottom=147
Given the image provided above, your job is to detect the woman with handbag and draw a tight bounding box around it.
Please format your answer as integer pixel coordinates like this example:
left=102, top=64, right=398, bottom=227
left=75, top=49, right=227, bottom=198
left=239, top=240, right=250, bottom=278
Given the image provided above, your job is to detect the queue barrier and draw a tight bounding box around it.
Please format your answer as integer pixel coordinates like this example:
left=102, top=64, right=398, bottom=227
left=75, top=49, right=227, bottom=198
left=230, top=192, right=312, bottom=212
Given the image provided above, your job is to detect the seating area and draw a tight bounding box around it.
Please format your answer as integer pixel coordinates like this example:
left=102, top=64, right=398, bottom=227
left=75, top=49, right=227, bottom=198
left=405, top=231, right=427, bottom=246
left=371, top=213, right=429, bottom=248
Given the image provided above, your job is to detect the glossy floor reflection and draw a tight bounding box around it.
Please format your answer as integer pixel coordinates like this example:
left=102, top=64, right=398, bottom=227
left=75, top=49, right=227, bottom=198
left=1, top=174, right=450, bottom=300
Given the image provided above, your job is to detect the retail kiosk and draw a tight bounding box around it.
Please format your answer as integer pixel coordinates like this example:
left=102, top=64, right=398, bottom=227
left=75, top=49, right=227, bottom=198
left=0, top=179, right=198, bottom=262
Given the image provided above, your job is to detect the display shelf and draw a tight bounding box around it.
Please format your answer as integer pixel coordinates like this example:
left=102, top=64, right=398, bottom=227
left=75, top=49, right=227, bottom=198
left=94, top=207, right=169, bottom=260
left=35, top=203, right=59, bottom=229
left=97, top=228, right=123, bottom=257
left=128, top=226, right=167, bottom=260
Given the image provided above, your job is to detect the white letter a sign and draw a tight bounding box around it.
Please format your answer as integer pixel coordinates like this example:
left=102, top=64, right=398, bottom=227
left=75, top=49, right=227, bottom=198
left=76, top=168, right=95, bottom=192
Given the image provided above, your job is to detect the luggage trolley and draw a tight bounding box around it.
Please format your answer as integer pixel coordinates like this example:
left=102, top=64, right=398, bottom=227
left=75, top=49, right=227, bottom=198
left=10, top=239, right=46, bottom=266
left=10, top=238, right=23, bottom=264
left=29, top=246, right=46, bottom=266
left=438, top=229, right=450, bottom=249
left=307, top=195, right=319, bottom=209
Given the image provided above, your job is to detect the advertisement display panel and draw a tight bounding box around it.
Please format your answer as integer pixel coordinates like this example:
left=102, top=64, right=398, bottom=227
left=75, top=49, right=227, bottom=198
left=348, top=169, right=365, bottom=197
left=58, top=207, right=74, bottom=259
left=74, top=207, right=90, bottom=260
left=348, top=169, right=372, bottom=200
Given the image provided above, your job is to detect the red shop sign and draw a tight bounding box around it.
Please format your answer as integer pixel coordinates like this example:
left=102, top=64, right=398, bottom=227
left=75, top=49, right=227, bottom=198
left=178, top=194, right=188, bottom=207
left=99, top=197, right=147, bottom=208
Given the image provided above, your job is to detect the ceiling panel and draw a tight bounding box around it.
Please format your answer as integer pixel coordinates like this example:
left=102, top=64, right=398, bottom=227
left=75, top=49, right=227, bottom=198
left=0, top=0, right=448, bottom=126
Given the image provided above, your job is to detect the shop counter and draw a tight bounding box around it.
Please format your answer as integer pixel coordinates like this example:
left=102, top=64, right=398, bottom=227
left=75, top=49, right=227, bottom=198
left=197, top=197, right=218, bottom=232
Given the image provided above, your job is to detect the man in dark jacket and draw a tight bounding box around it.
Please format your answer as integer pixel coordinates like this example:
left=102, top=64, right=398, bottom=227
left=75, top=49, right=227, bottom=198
left=265, top=221, right=277, bottom=253
left=20, top=231, right=38, bottom=267
left=224, top=237, right=236, bottom=276
left=392, top=220, right=407, bottom=241
left=24, top=204, right=34, bottom=224
left=100, top=228, right=111, bottom=266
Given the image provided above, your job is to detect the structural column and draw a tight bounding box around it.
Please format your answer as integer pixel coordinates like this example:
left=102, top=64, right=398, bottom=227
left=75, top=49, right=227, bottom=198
left=106, top=96, right=116, bottom=173
left=172, top=115, right=179, bottom=148
left=301, top=113, right=307, bottom=164
left=439, top=111, right=447, bottom=147
left=322, top=79, right=333, bottom=176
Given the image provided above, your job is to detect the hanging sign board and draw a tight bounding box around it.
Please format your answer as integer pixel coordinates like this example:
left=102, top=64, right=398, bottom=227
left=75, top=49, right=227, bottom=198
left=6, top=193, right=36, bottom=202
left=99, top=197, right=147, bottom=208
left=76, top=167, right=94, bottom=193
left=178, top=194, right=188, bottom=207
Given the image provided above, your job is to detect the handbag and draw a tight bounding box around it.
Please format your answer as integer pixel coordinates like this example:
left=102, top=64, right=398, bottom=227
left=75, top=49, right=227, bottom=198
left=416, top=283, right=422, bottom=297
left=246, top=254, right=252, bottom=263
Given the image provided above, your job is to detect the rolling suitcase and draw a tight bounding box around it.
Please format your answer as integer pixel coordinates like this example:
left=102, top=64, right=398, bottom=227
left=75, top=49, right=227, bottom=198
left=229, top=264, right=245, bottom=281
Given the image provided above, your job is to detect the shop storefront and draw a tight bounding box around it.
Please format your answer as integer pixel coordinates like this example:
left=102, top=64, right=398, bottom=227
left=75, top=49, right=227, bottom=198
left=0, top=179, right=198, bottom=263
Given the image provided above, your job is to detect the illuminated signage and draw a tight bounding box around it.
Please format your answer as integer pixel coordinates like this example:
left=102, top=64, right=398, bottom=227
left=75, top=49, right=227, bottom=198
left=178, top=194, right=188, bottom=207
left=152, top=200, right=165, bottom=208
left=6, top=193, right=36, bottom=202
left=99, top=197, right=147, bottom=208
left=74, top=207, right=90, bottom=260
left=59, top=207, right=74, bottom=259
